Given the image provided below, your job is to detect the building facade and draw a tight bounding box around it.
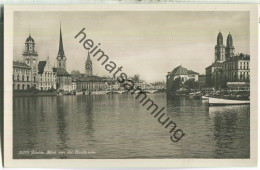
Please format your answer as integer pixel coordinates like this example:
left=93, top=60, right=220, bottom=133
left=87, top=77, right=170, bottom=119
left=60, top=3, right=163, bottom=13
left=13, top=61, right=32, bottom=90
left=38, top=56, right=57, bottom=90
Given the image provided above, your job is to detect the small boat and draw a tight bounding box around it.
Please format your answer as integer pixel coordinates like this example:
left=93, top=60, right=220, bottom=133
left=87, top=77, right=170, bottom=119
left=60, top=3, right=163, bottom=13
left=208, top=97, right=250, bottom=106
left=202, top=96, right=209, bottom=100
left=75, top=91, right=84, bottom=95
left=91, top=91, right=109, bottom=95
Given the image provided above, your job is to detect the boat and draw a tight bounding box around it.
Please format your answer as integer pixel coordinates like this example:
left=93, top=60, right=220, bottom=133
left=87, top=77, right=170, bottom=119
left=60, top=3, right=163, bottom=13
left=202, top=96, right=209, bottom=100
left=75, top=91, right=85, bottom=95
left=91, top=91, right=109, bottom=95
left=208, top=97, right=250, bottom=106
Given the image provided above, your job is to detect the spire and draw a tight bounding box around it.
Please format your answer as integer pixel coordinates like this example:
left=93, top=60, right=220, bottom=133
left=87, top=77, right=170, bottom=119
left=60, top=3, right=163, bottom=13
left=86, top=51, right=92, bottom=63
left=57, top=23, right=65, bottom=58
left=226, top=32, right=233, bottom=47
left=217, top=31, right=223, bottom=45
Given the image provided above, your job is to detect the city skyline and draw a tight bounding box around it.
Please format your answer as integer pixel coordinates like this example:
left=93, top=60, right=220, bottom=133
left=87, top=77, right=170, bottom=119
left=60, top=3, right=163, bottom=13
left=13, top=11, right=249, bottom=83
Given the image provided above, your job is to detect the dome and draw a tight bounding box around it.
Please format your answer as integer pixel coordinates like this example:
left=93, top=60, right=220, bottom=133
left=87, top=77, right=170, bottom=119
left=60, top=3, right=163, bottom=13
left=25, top=35, right=34, bottom=43
left=226, top=33, right=233, bottom=47
left=217, top=32, right=223, bottom=45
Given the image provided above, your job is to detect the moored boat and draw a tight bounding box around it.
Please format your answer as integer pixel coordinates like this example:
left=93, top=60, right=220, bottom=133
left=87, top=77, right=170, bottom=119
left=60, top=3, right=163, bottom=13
left=202, top=96, right=209, bottom=100
left=208, top=97, right=250, bottom=106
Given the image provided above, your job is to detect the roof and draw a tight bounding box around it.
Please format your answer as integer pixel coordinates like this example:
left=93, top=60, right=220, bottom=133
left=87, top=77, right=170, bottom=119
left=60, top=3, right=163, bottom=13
left=225, top=53, right=250, bottom=62
left=170, top=65, right=188, bottom=76
left=206, top=62, right=222, bottom=69
left=25, top=35, right=35, bottom=43
left=13, top=61, right=31, bottom=69
left=38, top=61, right=46, bottom=74
left=169, top=65, right=198, bottom=76
left=187, top=70, right=199, bottom=75
left=53, top=67, right=71, bottom=76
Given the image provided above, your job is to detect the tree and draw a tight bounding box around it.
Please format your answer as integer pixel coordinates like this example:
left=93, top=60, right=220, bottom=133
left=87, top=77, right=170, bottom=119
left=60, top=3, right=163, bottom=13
left=133, top=74, right=140, bottom=82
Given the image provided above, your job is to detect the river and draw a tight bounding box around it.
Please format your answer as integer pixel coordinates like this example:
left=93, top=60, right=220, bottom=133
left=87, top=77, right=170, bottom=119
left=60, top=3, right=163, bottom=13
left=13, top=93, right=250, bottom=159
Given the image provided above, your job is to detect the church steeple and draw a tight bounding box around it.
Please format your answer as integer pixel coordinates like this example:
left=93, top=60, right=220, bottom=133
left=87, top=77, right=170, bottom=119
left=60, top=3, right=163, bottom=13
left=57, top=24, right=65, bottom=59
left=56, top=23, right=66, bottom=69
left=215, top=31, right=226, bottom=62
left=225, top=32, right=235, bottom=59
left=85, top=52, right=93, bottom=76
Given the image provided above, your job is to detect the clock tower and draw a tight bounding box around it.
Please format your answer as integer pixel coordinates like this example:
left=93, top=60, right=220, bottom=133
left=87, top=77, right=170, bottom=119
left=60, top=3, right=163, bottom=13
left=57, top=25, right=66, bottom=69
left=23, top=33, right=38, bottom=88
left=85, top=52, right=92, bottom=76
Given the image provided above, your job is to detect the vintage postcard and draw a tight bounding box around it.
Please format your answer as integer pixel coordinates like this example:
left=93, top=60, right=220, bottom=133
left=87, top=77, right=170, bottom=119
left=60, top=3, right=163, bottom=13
left=3, top=4, right=258, bottom=168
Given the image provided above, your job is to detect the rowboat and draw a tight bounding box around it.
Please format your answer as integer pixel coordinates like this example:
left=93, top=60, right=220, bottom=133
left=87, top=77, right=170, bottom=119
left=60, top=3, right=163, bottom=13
left=208, top=97, right=250, bottom=106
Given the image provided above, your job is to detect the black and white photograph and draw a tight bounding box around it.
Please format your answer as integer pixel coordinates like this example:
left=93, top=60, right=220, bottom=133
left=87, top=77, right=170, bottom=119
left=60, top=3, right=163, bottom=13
left=3, top=4, right=258, bottom=168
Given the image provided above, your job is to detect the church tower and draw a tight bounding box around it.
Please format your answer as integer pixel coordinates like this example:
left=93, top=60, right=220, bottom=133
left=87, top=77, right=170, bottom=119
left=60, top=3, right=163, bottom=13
left=23, top=32, right=38, bottom=87
left=85, top=52, right=92, bottom=76
left=56, top=25, right=66, bottom=70
left=225, top=33, right=235, bottom=59
left=215, top=31, right=226, bottom=62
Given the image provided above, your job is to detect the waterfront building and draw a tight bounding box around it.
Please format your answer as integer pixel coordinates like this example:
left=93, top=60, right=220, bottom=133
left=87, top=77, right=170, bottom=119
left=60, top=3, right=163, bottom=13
left=205, top=32, right=250, bottom=89
left=38, top=56, right=57, bottom=90
left=53, top=26, right=72, bottom=91
left=13, top=61, right=32, bottom=90
left=166, top=65, right=199, bottom=94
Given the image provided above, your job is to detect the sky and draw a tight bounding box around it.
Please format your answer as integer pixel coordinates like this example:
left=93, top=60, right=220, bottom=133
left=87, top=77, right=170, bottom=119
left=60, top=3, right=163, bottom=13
left=13, top=11, right=249, bottom=83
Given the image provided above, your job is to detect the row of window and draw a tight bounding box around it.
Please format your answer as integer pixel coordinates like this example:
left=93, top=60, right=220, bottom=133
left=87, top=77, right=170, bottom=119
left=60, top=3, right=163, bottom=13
left=14, top=69, right=30, bottom=75
left=223, top=61, right=250, bottom=70
left=13, top=84, right=30, bottom=90
left=39, top=83, right=55, bottom=86
left=39, top=78, right=56, bottom=82
left=39, top=72, right=56, bottom=78
left=13, top=75, right=36, bottom=82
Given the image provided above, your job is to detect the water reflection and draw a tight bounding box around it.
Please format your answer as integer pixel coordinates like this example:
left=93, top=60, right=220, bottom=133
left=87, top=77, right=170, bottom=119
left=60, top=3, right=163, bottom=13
left=209, top=106, right=250, bottom=158
left=13, top=94, right=250, bottom=159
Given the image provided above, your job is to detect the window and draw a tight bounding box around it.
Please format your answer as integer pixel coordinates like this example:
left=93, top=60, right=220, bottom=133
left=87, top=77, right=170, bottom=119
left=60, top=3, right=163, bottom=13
left=17, top=84, right=20, bottom=90
left=17, top=75, right=19, bottom=81
left=34, top=76, right=36, bottom=82
left=27, top=76, right=29, bottom=81
left=22, top=75, right=24, bottom=81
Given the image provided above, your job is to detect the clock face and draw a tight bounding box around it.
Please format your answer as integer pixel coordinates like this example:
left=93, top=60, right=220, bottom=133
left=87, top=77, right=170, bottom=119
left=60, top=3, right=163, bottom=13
left=86, top=64, right=91, bottom=69
left=63, top=57, right=66, bottom=61
left=26, top=59, right=30, bottom=65
left=58, top=57, right=61, bottom=61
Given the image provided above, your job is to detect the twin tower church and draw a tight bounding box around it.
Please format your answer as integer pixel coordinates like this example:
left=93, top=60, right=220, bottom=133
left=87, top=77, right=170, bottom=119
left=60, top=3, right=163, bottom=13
left=13, top=25, right=108, bottom=92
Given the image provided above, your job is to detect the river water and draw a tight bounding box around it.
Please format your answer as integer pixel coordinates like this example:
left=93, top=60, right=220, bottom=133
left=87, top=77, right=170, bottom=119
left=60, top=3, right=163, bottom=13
left=13, top=93, right=250, bottom=159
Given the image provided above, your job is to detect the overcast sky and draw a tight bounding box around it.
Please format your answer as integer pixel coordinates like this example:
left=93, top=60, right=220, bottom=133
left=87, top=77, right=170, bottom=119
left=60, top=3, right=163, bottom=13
left=14, top=11, right=249, bottom=82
